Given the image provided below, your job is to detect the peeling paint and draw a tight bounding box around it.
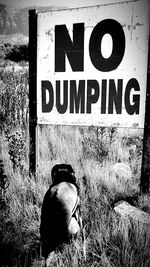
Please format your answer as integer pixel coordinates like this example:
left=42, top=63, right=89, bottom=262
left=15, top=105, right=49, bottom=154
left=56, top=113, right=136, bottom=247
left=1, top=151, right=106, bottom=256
left=45, top=29, right=54, bottom=42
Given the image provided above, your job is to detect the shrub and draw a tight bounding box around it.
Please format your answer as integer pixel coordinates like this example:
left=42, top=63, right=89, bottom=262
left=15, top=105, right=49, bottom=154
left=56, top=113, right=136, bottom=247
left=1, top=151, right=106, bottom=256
left=82, top=127, right=118, bottom=163
left=6, top=131, right=26, bottom=172
left=0, top=68, right=29, bottom=128
left=5, top=44, right=29, bottom=62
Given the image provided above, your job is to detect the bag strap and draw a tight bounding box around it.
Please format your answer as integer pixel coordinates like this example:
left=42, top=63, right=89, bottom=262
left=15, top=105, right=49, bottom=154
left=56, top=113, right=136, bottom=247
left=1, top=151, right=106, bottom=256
left=68, top=194, right=80, bottom=226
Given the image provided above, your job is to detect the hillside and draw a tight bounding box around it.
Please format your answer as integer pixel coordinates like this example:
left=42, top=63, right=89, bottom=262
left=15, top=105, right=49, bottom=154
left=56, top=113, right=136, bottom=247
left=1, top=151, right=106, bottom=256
left=0, top=3, right=63, bottom=38
left=0, top=3, right=27, bottom=35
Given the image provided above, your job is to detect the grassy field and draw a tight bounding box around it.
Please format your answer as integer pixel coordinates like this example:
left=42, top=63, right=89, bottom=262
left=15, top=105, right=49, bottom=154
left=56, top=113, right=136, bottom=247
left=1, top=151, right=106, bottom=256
left=0, top=43, right=150, bottom=267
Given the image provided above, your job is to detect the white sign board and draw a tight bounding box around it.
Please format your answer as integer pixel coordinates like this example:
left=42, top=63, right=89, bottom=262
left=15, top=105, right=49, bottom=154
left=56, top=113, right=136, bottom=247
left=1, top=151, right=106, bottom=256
left=37, top=0, right=149, bottom=128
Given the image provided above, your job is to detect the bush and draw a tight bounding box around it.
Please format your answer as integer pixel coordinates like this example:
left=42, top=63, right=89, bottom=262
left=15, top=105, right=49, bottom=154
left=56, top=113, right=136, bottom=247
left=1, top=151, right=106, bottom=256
left=82, top=126, right=117, bottom=163
left=6, top=131, right=26, bottom=172
left=0, top=68, right=29, bottom=128
left=5, top=44, right=29, bottom=62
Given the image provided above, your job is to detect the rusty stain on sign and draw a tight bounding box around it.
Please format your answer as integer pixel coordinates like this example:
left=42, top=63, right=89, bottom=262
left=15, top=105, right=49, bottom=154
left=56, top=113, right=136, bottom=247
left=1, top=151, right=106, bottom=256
left=45, top=29, right=54, bottom=42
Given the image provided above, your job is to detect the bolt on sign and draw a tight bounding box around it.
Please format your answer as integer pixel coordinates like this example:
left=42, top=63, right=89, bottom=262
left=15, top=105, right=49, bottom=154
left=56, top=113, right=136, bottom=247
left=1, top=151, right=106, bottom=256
left=36, top=0, right=149, bottom=128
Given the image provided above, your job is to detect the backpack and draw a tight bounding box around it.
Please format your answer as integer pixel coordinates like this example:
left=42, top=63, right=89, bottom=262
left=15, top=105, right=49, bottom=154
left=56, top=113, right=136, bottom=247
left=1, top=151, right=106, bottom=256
left=40, top=181, right=81, bottom=257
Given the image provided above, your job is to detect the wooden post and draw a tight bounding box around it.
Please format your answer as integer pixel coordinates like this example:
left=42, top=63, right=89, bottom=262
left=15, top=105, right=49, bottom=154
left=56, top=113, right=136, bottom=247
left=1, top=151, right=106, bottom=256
left=29, top=9, right=38, bottom=178
left=140, top=39, right=150, bottom=193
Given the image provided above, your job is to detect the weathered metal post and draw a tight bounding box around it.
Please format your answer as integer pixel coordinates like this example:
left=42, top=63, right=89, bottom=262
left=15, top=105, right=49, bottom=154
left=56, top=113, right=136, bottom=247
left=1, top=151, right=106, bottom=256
left=29, top=9, right=38, bottom=178
left=140, top=40, right=150, bottom=193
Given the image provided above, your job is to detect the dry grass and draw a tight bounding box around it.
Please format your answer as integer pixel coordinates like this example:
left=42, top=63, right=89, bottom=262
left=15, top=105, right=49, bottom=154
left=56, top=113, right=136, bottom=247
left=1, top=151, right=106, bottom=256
left=0, top=53, right=149, bottom=266
left=1, top=124, right=150, bottom=267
